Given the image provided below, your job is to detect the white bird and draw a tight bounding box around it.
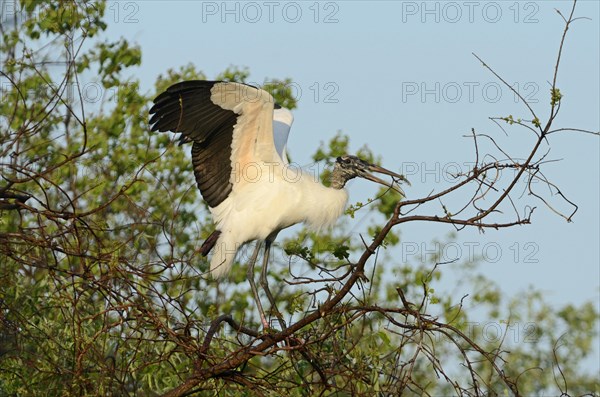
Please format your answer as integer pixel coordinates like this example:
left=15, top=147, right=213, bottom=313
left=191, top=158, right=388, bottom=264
left=149, top=80, right=409, bottom=328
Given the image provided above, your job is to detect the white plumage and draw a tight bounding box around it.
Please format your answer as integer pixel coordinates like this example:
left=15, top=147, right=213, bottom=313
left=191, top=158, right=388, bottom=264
left=209, top=165, right=348, bottom=277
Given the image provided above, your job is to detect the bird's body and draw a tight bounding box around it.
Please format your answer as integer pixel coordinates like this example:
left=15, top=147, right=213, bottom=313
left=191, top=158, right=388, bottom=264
left=150, top=80, right=408, bottom=327
left=208, top=162, right=348, bottom=277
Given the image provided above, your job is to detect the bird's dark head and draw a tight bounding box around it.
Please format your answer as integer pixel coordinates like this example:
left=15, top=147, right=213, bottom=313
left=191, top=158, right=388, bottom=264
left=331, top=155, right=410, bottom=194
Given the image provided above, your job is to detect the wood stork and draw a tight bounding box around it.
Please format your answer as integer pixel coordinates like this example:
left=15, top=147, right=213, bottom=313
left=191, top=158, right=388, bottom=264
left=149, top=80, right=409, bottom=328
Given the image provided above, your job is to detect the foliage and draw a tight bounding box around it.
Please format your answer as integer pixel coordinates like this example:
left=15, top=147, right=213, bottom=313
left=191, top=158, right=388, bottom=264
left=1, top=1, right=598, bottom=396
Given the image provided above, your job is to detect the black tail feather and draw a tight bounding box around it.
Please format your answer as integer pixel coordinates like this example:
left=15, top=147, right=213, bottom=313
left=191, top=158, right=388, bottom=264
left=200, top=230, right=220, bottom=256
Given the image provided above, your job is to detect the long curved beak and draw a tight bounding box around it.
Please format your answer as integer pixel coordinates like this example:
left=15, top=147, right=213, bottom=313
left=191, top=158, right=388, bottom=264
left=361, top=163, right=411, bottom=196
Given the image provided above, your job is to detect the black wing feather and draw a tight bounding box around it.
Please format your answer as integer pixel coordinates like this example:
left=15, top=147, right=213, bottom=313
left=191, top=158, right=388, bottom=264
left=149, top=80, right=238, bottom=207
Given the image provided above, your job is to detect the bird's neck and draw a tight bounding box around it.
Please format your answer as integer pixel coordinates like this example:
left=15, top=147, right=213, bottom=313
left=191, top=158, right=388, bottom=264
left=330, top=168, right=348, bottom=189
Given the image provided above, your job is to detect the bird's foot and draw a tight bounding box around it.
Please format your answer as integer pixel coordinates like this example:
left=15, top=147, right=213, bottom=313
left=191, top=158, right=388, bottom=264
left=259, top=317, right=287, bottom=334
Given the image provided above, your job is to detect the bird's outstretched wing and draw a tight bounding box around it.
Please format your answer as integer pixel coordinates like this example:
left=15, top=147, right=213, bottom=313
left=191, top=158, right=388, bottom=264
left=149, top=80, right=283, bottom=208
left=272, top=107, right=294, bottom=165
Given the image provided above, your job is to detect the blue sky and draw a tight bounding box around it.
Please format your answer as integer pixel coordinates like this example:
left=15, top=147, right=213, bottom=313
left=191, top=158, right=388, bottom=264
left=103, top=0, right=598, bottom=362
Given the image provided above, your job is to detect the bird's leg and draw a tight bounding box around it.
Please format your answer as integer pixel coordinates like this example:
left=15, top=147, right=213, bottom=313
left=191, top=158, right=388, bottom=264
left=260, top=241, right=287, bottom=330
left=247, top=241, right=269, bottom=330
